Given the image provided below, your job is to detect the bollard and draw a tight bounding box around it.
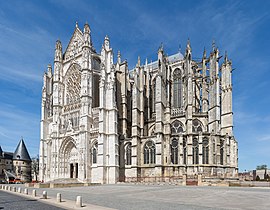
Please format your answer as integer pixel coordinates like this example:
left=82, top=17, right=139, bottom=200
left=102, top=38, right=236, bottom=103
left=76, top=196, right=82, bottom=207
left=24, top=188, right=28, bottom=195
left=9, top=186, right=11, bottom=191
left=57, top=193, right=62, bottom=203
left=13, top=187, right=16, bottom=192
left=42, top=191, right=47, bottom=199
left=32, top=189, right=36, bottom=197
left=18, top=187, right=21, bottom=193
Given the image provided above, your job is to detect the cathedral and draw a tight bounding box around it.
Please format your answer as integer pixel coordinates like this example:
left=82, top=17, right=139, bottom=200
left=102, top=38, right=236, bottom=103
left=39, top=22, right=238, bottom=184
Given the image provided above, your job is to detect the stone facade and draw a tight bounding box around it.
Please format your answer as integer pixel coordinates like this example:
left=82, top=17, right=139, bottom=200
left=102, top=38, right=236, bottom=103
left=39, top=23, right=238, bottom=184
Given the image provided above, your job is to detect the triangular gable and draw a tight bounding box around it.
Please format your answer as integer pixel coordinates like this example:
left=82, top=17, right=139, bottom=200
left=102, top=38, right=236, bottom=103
left=64, top=27, right=84, bottom=61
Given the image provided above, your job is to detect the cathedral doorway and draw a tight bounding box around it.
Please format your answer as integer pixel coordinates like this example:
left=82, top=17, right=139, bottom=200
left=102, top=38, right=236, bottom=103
left=70, top=163, right=78, bottom=178
left=59, top=137, right=79, bottom=179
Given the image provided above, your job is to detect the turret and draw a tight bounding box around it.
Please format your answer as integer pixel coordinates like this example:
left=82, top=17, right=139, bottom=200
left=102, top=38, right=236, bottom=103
left=221, top=52, right=233, bottom=136
left=83, top=22, right=91, bottom=47
left=185, top=39, right=193, bottom=133
left=201, top=48, right=208, bottom=112
left=54, top=40, right=62, bottom=62
left=208, top=44, right=220, bottom=133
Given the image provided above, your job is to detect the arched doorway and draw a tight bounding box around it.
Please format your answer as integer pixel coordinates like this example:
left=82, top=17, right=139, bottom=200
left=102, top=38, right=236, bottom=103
left=59, top=137, right=78, bottom=179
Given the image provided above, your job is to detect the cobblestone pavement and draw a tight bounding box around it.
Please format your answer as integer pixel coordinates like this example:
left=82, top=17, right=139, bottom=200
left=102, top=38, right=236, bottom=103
left=3, top=184, right=270, bottom=210
left=0, top=190, right=65, bottom=210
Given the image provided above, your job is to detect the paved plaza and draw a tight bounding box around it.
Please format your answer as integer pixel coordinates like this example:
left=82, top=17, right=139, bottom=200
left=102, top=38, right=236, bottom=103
left=2, top=184, right=270, bottom=210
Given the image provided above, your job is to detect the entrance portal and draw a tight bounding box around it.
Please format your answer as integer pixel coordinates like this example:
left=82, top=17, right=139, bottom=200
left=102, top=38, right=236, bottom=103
left=70, top=163, right=74, bottom=178
left=70, top=163, right=78, bottom=178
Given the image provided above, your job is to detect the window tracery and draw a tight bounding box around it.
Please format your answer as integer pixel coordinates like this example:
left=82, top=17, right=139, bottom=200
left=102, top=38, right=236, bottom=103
left=92, top=142, right=98, bottom=164
left=192, top=119, right=203, bottom=133
left=220, top=139, right=224, bottom=165
left=144, top=141, right=156, bottom=164
left=202, top=137, right=209, bottom=164
left=125, top=143, right=132, bottom=165
left=171, top=120, right=184, bottom=134
left=170, top=138, right=178, bottom=164
left=173, top=68, right=182, bottom=108
left=65, top=64, right=81, bottom=106
left=183, top=137, right=187, bottom=164
left=193, top=138, right=199, bottom=164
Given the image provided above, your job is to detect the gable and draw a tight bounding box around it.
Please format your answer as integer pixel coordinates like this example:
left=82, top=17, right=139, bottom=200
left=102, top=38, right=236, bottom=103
left=64, top=28, right=84, bottom=61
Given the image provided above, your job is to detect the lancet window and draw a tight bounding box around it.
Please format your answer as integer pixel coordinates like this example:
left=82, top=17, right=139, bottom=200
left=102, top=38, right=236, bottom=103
left=125, top=143, right=132, bottom=165
left=170, top=138, right=178, bottom=164
left=193, top=138, right=199, bottom=164
left=220, top=139, right=224, bottom=165
left=202, top=138, right=209, bottom=164
left=173, top=68, right=182, bottom=108
left=144, top=141, right=156, bottom=164
left=92, top=142, right=98, bottom=164
left=183, top=138, right=187, bottom=164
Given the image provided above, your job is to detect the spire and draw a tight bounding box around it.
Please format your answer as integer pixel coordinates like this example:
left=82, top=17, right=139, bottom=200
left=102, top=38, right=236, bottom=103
left=117, top=51, right=121, bottom=64
left=203, top=47, right=206, bottom=59
left=83, top=22, right=91, bottom=47
left=54, top=40, right=63, bottom=61
left=13, top=138, right=31, bottom=161
left=185, top=38, right=192, bottom=60
left=137, top=56, right=141, bottom=67
left=186, top=38, right=191, bottom=51
left=47, top=64, right=52, bottom=77
left=145, top=58, right=148, bottom=66
left=224, top=51, right=228, bottom=63
left=83, top=22, right=90, bottom=34
left=103, top=35, right=110, bottom=50
left=158, top=42, right=164, bottom=53
left=212, top=39, right=216, bottom=51
left=76, top=21, right=78, bottom=28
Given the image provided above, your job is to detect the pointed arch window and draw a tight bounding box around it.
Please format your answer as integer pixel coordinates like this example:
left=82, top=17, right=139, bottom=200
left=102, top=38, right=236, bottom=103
left=220, top=139, right=224, bottom=165
left=125, top=143, right=132, bottom=165
left=144, top=141, right=156, bottom=164
left=170, top=138, right=178, bottom=164
left=193, top=138, right=199, bottom=164
left=202, top=138, right=209, bottom=164
left=192, top=119, right=203, bottom=133
left=171, top=120, right=184, bottom=134
left=183, top=138, right=187, bottom=164
left=92, top=142, right=98, bottom=164
left=173, top=68, right=182, bottom=108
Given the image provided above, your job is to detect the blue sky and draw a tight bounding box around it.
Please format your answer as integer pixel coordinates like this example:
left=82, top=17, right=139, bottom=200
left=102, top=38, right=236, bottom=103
left=0, top=0, right=269, bottom=171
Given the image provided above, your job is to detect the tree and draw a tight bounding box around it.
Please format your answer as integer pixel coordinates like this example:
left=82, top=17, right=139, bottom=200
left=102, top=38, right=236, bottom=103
left=31, top=155, right=39, bottom=181
left=256, top=165, right=267, bottom=170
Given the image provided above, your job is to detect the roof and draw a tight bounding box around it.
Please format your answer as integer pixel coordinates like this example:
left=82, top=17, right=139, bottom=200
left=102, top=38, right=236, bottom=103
left=3, top=152, right=13, bottom=160
left=13, top=139, right=31, bottom=161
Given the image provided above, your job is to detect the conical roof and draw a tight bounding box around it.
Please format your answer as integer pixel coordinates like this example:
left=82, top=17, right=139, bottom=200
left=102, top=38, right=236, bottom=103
left=13, top=139, right=31, bottom=161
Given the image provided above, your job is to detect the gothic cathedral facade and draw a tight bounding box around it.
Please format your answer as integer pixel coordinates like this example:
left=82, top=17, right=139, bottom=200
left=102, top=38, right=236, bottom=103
left=39, top=23, right=238, bottom=184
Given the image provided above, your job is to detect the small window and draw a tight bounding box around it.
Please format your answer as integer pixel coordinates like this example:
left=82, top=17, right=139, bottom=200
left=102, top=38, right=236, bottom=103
left=92, top=142, right=98, bottom=164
